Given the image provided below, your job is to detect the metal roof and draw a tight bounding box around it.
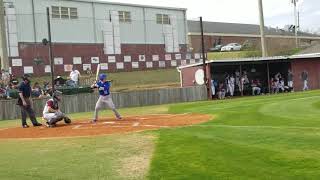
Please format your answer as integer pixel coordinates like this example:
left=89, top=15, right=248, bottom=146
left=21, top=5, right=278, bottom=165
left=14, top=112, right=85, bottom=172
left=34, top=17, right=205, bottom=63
left=62, top=0, right=187, bottom=11
left=177, top=53, right=320, bottom=70
left=188, top=20, right=318, bottom=37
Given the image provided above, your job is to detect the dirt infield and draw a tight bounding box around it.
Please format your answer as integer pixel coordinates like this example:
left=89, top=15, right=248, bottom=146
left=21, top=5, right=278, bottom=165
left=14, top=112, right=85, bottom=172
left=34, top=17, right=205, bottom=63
left=0, top=114, right=212, bottom=139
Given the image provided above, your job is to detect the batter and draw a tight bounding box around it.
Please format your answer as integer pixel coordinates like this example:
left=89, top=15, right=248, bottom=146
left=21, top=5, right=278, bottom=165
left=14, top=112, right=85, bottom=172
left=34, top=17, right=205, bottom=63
left=91, top=74, right=122, bottom=123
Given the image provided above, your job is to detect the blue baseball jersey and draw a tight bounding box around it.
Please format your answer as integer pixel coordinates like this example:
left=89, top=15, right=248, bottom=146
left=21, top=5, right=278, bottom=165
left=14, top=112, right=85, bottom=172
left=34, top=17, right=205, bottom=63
left=96, top=81, right=111, bottom=96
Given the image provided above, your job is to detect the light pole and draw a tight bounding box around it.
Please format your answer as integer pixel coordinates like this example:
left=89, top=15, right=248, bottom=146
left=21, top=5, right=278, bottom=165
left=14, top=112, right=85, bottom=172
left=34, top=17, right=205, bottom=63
left=0, top=0, right=9, bottom=70
left=258, top=0, right=267, bottom=57
left=292, top=0, right=299, bottom=48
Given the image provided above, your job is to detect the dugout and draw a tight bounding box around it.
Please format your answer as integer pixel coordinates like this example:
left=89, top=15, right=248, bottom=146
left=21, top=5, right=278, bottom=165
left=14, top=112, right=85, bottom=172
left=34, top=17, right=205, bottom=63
left=177, top=53, right=320, bottom=98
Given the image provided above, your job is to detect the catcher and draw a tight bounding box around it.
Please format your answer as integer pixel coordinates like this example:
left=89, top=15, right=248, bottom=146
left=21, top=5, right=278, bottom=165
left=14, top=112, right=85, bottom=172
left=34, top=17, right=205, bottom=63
left=42, top=90, right=71, bottom=128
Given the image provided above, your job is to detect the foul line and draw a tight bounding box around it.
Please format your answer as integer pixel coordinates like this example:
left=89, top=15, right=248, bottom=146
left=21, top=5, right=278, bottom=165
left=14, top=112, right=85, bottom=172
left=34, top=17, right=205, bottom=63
left=72, top=125, right=82, bottom=129
left=193, top=124, right=320, bottom=130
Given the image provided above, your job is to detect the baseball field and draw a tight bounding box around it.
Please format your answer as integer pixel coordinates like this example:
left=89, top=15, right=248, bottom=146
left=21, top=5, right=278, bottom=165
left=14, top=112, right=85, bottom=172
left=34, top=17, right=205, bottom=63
left=1, top=90, right=320, bottom=179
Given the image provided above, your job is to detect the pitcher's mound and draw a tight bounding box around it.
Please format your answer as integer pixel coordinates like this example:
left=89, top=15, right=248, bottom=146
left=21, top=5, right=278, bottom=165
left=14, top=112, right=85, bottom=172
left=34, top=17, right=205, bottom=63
left=0, top=114, right=212, bottom=139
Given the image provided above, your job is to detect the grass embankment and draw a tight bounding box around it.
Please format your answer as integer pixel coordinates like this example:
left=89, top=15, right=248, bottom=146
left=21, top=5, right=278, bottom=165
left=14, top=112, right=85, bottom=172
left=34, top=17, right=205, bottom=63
left=30, top=68, right=180, bottom=92
left=207, top=51, right=261, bottom=60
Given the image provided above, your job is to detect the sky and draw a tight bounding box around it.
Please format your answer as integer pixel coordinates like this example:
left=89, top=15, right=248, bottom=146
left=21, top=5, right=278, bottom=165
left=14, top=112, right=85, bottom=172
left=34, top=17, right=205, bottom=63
left=98, top=0, right=320, bottom=33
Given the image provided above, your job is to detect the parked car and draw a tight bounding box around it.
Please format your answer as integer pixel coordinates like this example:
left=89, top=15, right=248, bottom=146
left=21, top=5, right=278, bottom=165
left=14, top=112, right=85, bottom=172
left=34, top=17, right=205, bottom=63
left=221, top=43, right=242, bottom=52
left=208, top=45, right=223, bottom=52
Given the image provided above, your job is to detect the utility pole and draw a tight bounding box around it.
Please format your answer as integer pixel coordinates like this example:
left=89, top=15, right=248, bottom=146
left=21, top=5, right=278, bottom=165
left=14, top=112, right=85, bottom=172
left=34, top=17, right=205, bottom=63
left=0, top=0, right=9, bottom=70
left=46, top=7, right=55, bottom=92
left=200, top=16, right=210, bottom=99
left=258, top=0, right=267, bottom=57
left=292, top=0, right=299, bottom=48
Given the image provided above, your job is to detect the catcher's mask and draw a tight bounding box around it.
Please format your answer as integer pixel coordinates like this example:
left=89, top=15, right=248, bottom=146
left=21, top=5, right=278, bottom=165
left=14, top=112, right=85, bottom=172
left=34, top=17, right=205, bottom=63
left=50, top=90, right=63, bottom=101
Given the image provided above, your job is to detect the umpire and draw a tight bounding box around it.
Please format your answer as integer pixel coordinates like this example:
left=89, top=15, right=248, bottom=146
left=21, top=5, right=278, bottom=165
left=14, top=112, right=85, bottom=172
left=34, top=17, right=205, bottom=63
left=17, top=74, right=42, bottom=128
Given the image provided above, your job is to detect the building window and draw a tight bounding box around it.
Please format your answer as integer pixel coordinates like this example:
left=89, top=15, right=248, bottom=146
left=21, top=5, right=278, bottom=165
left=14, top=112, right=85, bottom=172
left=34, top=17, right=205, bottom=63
left=119, top=11, right=131, bottom=23
left=51, top=6, right=78, bottom=19
left=156, top=14, right=170, bottom=25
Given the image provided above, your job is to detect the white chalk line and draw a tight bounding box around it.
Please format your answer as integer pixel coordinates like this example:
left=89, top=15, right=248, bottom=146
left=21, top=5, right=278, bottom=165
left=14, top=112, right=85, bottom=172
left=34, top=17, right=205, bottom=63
left=192, top=124, right=320, bottom=130
left=0, top=128, right=8, bottom=131
left=72, top=125, right=82, bottom=129
left=133, top=122, right=140, bottom=127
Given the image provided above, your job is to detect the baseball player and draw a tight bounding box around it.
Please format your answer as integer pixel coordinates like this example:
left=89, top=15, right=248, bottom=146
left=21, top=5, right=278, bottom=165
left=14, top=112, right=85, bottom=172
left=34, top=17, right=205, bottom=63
left=42, top=90, right=71, bottom=128
left=91, top=74, right=122, bottom=123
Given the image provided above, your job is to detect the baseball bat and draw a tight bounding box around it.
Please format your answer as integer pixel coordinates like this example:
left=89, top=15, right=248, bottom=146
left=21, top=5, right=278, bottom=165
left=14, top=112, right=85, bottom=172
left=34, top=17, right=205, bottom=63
left=95, top=64, right=101, bottom=81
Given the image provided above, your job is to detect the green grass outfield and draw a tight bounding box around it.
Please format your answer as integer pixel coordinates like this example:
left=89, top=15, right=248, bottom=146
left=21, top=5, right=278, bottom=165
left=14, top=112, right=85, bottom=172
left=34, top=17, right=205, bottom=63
left=1, top=91, right=320, bottom=179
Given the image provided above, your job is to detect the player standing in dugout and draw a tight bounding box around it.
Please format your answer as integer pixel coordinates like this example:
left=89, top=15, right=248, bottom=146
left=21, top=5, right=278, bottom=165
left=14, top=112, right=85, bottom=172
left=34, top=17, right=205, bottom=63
left=91, top=73, right=122, bottom=123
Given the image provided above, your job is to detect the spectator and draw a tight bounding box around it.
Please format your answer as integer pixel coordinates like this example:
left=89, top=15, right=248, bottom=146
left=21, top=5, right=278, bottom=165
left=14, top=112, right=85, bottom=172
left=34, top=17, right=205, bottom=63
left=17, top=74, right=42, bottom=128
left=5, top=83, right=13, bottom=99
left=10, top=74, right=19, bottom=88
left=301, top=70, right=309, bottom=91
left=54, top=76, right=66, bottom=87
left=251, top=79, right=261, bottom=96
left=70, top=67, right=81, bottom=86
left=287, top=69, right=294, bottom=92
left=0, top=82, right=6, bottom=98
left=42, top=82, right=51, bottom=96
left=1, top=69, right=10, bottom=85
left=86, top=67, right=92, bottom=75
left=32, top=82, right=43, bottom=98
left=217, top=83, right=226, bottom=100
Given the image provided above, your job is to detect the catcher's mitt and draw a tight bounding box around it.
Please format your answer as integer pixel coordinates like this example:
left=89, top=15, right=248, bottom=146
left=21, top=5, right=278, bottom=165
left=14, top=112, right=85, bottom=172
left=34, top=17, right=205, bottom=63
left=64, top=117, right=72, bottom=124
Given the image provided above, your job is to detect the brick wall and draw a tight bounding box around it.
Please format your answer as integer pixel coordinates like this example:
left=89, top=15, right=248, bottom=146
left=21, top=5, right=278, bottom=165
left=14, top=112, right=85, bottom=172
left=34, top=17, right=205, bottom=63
left=10, top=43, right=190, bottom=76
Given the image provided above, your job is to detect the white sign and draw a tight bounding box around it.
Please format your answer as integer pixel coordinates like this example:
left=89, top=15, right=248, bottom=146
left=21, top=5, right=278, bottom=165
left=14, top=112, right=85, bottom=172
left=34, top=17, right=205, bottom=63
left=83, top=64, right=91, bottom=71
left=9, top=67, right=12, bottom=74
left=124, top=56, right=131, bottom=62
left=139, top=55, right=146, bottom=62
left=24, top=66, right=33, bottom=74
left=181, top=60, right=187, bottom=66
left=116, top=62, right=124, bottom=69
left=73, top=57, right=82, bottom=64
left=190, top=59, right=196, bottom=64
left=132, top=62, right=139, bottom=69
left=171, top=60, right=177, bottom=67
left=91, top=57, right=100, bottom=64
left=108, top=56, right=116, bottom=63
left=165, top=54, right=172, bottom=61
left=54, top=57, right=63, bottom=65
left=175, top=54, right=182, bottom=60
left=152, top=55, right=159, bottom=61
left=146, top=62, right=153, bottom=68
left=195, top=69, right=205, bottom=85
left=12, top=58, right=22, bottom=66
left=45, top=65, right=51, bottom=73
left=100, top=63, right=108, bottom=70
left=64, top=64, right=73, bottom=72
left=194, top=53, right=201, bottom=59
left=159, top=61, right=166, bottom=68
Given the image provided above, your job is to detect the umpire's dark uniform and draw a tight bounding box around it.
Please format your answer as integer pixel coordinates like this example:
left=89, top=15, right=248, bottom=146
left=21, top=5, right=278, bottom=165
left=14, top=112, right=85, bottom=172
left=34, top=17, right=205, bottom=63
left=18, top=75, right=42, bottom=128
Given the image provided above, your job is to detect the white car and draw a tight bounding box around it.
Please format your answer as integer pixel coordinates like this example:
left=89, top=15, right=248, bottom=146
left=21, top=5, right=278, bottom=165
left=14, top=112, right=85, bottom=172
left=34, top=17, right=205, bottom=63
left=221, top=43, right=242, bottom=52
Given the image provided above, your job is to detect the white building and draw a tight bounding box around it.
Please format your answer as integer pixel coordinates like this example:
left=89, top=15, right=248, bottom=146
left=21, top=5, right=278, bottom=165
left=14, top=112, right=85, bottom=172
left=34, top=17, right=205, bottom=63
left=3, top=0, right=189, bottom=75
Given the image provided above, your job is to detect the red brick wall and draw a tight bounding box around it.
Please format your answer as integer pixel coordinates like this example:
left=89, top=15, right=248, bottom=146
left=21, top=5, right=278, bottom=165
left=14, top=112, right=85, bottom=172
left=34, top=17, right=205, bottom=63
left=291, top=58, right=320, bottom=91
left=10, top=43, right=188, bottom=76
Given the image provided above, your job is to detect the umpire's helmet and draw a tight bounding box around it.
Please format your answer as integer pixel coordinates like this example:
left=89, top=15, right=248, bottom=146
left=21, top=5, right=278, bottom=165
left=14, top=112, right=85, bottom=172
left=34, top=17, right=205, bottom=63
left=99, top=74, right=107, bottom=81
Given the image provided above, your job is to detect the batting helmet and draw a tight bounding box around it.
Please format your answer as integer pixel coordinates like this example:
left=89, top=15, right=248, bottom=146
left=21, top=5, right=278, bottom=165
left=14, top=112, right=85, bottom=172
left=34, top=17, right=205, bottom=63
left=99, top=73, right=107, bottom=81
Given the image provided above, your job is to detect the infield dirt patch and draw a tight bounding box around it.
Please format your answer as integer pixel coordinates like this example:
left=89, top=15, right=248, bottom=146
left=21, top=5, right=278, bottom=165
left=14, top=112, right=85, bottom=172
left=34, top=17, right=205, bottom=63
left=0, top=113, right=211, bottom=139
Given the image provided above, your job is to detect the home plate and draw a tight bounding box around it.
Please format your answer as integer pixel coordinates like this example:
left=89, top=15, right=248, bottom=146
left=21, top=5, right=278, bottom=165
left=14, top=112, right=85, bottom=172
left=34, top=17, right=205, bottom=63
left=103, top=122, right=116, bottom=124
